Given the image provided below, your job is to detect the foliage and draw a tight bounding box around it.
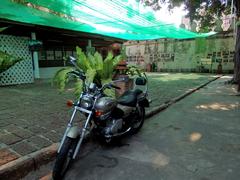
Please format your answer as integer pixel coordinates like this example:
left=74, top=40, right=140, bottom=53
left=0, top=27, right=24, bottom=74
left=0, top=51, right=23, bottom=74
left=140, top=0, right=240, bottom=85
left=126, top=65, right=145, bottom=77
left=53, top=47, right=122, bottom=96
left=52, top=67, right=74, bottom=92
left=195, top=37, right=207, bottom=54
left=140, top=0, right=240, bottom=32
left=120, top=45, right=127, bottom=60
left=12, top=0, right=76, bottom=22
left=0, top=27, right=8, bottom=32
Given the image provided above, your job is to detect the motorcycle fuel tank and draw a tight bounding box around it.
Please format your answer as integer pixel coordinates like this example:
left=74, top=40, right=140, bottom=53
left=95, top=97, right=117, bottom=114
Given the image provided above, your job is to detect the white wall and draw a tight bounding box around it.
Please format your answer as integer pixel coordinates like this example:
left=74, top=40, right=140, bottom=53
left=39, top=67, right=65, bottom=79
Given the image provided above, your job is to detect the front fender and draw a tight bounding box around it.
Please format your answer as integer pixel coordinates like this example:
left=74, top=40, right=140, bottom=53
left=67, top=126, right=80, bottom=139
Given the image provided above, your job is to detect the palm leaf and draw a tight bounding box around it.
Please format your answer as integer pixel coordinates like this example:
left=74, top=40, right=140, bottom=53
left=52, top=67, right=73, bottom=91
left=76, top=46, right=91, bottom=72
left=0, top=50, right=22, bottom=73
left=102, top=51, right=114, bottom=79
left=94, top=51, right=103, bottom=71
left=0, top=27, right=8, bottom=33
left=113, top=55, right=122, bottom=67
left=85, top=69, right=97, bottom=84
left=87, top=53, right=96, bottom=69
left=74, top=79, right=83, bottom=97
left=102, top=78, right=115, bottom=97
left=53, top=47, right=122, bottom=97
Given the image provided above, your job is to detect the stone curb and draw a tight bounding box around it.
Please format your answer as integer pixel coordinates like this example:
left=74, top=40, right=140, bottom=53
left=0, top=75, right=221, bottom=179
left=0, top=143, right=58, bottom=180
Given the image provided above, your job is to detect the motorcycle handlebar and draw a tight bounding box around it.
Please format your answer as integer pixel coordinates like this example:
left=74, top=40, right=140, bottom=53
left=100, top=78, right=125, bottom=92
left=110, top=84, right=121, bottom=90
left=68, top=70, right=86, bottom=80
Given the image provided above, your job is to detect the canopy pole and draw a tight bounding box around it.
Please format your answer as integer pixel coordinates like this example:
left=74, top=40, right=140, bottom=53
left=88, top=39, right=92, bottom=47
left=31, top=32, right=40, bottom=79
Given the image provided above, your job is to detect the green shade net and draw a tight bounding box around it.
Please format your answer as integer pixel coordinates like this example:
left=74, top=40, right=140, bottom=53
left=0, top=0, right=215, bottom=40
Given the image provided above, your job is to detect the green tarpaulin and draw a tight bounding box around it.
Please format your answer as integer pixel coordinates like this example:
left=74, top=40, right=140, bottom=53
left=0, top=0, right=215, bottom=40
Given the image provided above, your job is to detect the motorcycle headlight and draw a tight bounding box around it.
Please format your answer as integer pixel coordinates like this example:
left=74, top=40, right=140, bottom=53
left=80, top=96, right=93, bottom=109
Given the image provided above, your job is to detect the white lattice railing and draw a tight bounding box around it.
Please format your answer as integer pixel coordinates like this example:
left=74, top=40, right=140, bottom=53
left=0, top=34, right=34, bottom=86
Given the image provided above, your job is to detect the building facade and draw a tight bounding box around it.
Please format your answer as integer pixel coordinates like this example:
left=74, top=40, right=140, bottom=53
left=125, top=32, right=235, bottom=73
left=0, top=22, right=122, bottom=85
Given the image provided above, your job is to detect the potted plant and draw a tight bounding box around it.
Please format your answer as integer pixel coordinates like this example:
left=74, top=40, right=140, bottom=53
left=113, top=62, right=145, bottom=97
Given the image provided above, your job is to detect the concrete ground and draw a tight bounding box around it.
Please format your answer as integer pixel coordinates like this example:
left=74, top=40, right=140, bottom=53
left=147, top=73, right=216, bottom=107
left=0, top=73, right=215, bottom=167
left=29, top=76, right=240, bottom=180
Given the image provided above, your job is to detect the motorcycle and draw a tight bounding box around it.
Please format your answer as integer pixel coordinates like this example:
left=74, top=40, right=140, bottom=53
left=52, top=56, right=150, bottom=179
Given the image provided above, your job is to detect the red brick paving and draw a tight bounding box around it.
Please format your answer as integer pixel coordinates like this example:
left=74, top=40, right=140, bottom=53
left=0, top=148, right=19, bottom=166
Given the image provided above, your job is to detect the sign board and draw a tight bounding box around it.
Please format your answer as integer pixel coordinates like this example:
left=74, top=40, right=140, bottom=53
left=200, top=58, right=212, bottom=65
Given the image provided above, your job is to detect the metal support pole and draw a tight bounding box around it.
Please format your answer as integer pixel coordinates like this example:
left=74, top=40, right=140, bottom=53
left=31, top=32, right=40, bottom=79
left=88, top=39, right=92, bottom=48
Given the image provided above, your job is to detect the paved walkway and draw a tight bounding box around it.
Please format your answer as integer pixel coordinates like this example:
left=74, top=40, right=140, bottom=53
left=32, top=75, right=240, bottom=180
left=0, top=80, right=74, bottom=166
left=0, top=73, right=216, bottom=167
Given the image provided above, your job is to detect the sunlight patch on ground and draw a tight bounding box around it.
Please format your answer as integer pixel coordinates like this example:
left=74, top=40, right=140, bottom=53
left=149, top=73, right=208, bottom=81
left=212, top=75, right=220, bottom=77
left=152, top=153, right=170, bottom=169
left=112, top=141, right=170, bottom=169
left=147, top=73, right=169, bottom=76
left=196, top=102, right=239, bottom=111
left=189, top=132, right=202, bottom=142
left=221, top=75, right=233, bottom=79
left=186, top=88, right=194, bottom=92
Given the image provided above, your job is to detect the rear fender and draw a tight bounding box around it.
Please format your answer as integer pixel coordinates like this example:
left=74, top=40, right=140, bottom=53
left=138, top=98, right=150, bottom=107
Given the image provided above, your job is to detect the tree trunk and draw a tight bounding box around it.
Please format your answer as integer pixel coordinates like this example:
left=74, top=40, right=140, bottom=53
left=233, top=0, right=240, bottom=91
left=233, top=23, right=240, bottom=84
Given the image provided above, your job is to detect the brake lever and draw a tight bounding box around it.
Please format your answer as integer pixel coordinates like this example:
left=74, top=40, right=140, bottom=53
left=68, top=70, right=86, bottom=81
left=67, top=71, right=79, bottom=77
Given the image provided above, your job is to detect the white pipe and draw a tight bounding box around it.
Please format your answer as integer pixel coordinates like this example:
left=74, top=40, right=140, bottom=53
left=31, top=32, right=40, bottom=79
left=231, top=0, right=234, bottom=15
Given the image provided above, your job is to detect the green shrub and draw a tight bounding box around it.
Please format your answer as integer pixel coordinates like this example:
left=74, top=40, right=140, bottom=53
left=0, top=50, right=23, bottom=74
left=0, top=27, right=24, bottom=74
left=53, top=46, right=122, bottom=97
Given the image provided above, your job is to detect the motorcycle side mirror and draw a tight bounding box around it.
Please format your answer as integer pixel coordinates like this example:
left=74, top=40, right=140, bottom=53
left=135, top=77, right=147, bottom=85
left=69, top=56, right=77, bottom=67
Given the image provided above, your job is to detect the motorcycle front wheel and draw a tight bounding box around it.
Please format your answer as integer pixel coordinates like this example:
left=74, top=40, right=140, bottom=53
left=52, top=137, right=78, bottom=180
left=131, top=106, right=145, bottom=134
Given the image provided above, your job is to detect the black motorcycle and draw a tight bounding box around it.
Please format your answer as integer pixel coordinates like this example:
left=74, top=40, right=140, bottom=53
left=52, top=56, right=150, bottom=179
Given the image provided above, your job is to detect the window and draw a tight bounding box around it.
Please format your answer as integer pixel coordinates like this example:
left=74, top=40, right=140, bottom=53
left=46, top=50, right=54, bottom=60
left=55, top=50, right=63, bottom=60
left=38, top=51, right=46, bottom=60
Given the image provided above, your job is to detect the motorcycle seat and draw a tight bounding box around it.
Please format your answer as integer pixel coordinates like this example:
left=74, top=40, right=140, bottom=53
left=117, top=89, right=143, bottom=107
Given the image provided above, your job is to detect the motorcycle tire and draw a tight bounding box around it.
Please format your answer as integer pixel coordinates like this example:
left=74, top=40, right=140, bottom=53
left=131, top=106, right=145, bottom=134
left=52, top=137, right=78, bottom=180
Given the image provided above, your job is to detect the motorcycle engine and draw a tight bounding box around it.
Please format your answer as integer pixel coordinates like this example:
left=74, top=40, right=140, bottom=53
left=103, top=118, right=123, bottom=135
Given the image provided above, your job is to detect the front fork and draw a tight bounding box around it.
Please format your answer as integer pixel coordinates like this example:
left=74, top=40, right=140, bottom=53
left=57, top=106, right=92, bottom=160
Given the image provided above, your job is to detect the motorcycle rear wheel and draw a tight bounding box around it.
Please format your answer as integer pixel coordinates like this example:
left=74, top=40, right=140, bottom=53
left=52, top=137, right=78, bottom=180
left=131, top=106, right=145, bottom=134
